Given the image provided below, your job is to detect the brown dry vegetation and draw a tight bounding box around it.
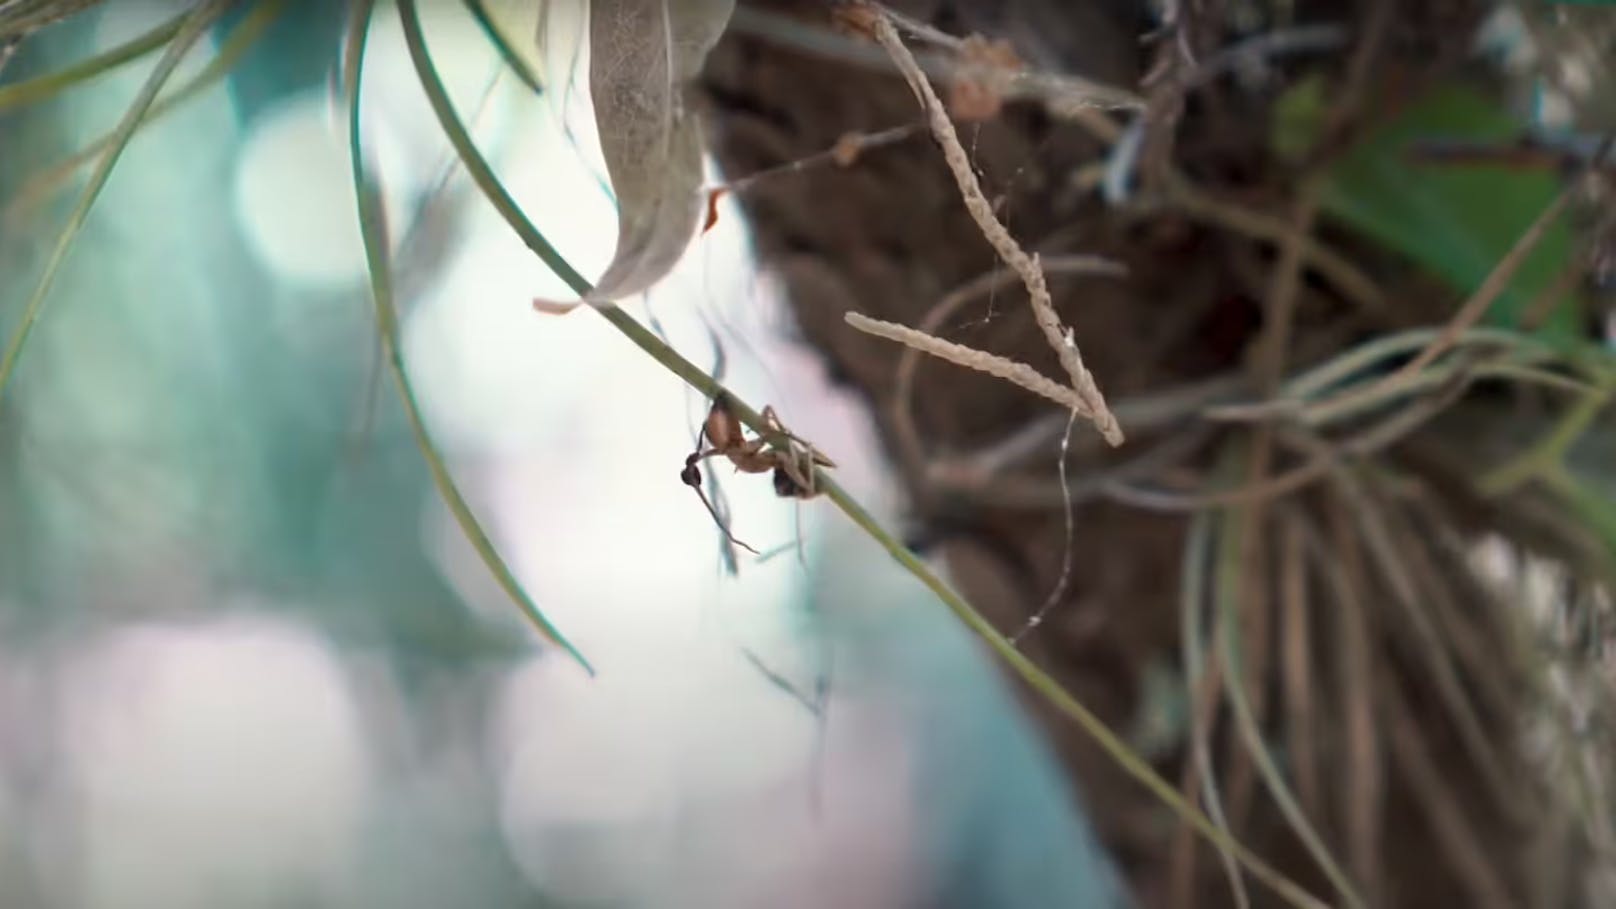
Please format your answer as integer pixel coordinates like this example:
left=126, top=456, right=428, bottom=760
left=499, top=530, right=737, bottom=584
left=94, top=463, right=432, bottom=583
left=702, top=1, right=1616, bottom=906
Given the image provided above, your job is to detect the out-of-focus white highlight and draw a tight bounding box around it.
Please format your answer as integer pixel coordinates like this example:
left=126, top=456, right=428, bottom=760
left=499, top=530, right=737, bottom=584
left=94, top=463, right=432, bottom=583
left=234, top=92, right=367, bottom=285
left=45, top=615, right=370, bottom=909
left=492, top=645, right=920, bottom=908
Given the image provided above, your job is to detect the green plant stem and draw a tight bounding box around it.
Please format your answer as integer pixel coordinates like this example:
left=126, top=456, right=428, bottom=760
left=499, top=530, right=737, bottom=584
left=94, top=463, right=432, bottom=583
left=0, top=0, right=232, bottom=405
left=396, top=1, right=1324, bottom=904
left=345, top=0, right=593, bottom=675
left=0, top=4, right=188, bottom=111
left=1284, top=326, right=1520, bottom=400
left=460, top=0, right=541, bottom=95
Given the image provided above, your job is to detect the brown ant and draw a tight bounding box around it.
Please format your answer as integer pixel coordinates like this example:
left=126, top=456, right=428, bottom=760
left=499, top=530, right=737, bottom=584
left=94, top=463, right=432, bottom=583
left=680, top=394, right=836, bottom=552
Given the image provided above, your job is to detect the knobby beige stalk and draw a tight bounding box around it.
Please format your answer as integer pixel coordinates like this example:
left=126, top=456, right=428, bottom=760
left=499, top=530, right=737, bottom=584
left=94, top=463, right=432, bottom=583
left=855, top=8, right=1124, bottom=446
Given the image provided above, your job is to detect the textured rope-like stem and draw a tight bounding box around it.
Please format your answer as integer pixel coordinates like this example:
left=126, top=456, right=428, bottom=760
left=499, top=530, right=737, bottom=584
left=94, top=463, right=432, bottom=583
left=867, top=10, right=1123, bottom=446
left=846, top=312, right=1094, bottom=416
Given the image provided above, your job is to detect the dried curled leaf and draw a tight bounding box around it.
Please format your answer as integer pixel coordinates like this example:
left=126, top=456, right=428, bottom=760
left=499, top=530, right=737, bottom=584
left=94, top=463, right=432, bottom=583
left=561, top=0, right=734, bottom=305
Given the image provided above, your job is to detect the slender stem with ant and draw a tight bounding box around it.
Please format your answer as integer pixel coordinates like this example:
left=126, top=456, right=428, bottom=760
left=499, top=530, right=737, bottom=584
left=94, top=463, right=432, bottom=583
left=680, top=394, right=836, bottom=554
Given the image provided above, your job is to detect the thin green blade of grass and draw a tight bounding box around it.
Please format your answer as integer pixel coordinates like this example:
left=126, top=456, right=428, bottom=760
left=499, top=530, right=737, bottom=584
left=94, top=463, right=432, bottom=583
left=5, top=0, right=283, bottom=219
left=0, top=4, right=188, bottom=111
left=1215, top=497, right=1365, bottom=909
left=345, top=0, right=594, bottom=676
left=1181, top=508, right=1252, bottom=909
left=0, top=0, right=230, bottom=406
left=0, top=0, right=104, bottom=38
left=1480, top=372, right=1616, bottom=496
left=393, top=0, right=1328, bottom=902
left=461, top=0, right=542, bottom=96
left=395, top=0, right=587, bottom=290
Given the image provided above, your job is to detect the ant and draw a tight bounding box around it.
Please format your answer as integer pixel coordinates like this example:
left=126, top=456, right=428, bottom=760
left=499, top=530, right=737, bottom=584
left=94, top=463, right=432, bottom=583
left=680, top=393, right=836, bottom=553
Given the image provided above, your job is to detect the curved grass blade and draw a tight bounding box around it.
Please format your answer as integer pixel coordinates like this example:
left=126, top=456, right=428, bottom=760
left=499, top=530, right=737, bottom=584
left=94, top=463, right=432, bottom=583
left=1181, top=509, right=1252, bottom=909
left=1480, top=371, right=1616, bottom=495
left=395, top=1, right=1324, bottom=901
left=0, top=0, right=104, bottom=38
left=1216, top=500, right=1365, bottom=909
left=461, top=0, right=541, bottom=95
left=5, top=0, right=281, bottom=218
left=396, top=0, right=587, bottom=289
left=0, top=4, right=187, bottom=111
left=345, top=0, right=593, bottom=675
left=0, top=0, right=229, bottom=406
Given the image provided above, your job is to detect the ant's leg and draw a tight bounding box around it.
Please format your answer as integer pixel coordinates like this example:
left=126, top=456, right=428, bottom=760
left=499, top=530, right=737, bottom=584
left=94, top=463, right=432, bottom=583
left=681, top=467, right=759, bottom=555
left=759, top=406, right=833, bottom=469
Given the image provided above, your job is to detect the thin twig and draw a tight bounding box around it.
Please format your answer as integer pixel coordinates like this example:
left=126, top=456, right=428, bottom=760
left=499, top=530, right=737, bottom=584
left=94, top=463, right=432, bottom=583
left=888, top=254, right=1125, bottom=476
left=847, top=312, right=1097, bottom=415
left=1216, top=499, right=1366, bottom=909
left=1382, top=679, right=1516, bottom=909
left=937, top=373, right=1242, bottom=479
left=933, top=426, right=1211, bottom=510
left=1316, top=454, right=1525, bottom=821
left=1011, top=407, right=1077, bottom=645
left=1323, top=493, right=1385, bottom=905
left=1277, top=509, right=1321, bottom=819
left=1371, top=182, right=1577, bottom=391
left=1211, top=353, right=1591, bottom=428
left=871, top=3, right=959, bottom=49
left=710, top=123, right=924, bottom=199
left=866, top=7, right=1123, bottom=445
left=1104, top=367, right=1472, bottom=512
left=1163, top=174, right=1385, bottom=316
left=1180, top=509, right=1252, bottom=909
left=1386, top=505, right=1524, bottom=739
left=1221, top=178, right=1322, bottom=831
left=729, top=5, right=1140, bottom=120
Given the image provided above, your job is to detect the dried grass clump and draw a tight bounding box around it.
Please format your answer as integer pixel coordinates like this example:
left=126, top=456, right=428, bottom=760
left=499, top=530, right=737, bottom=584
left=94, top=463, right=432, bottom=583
left=711, top=1, right=1616, bottom=906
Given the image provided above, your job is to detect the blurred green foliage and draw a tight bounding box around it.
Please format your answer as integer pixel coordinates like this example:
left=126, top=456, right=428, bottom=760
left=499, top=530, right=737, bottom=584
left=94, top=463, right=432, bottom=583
left=1277, top=79, right=1580, bottom=340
